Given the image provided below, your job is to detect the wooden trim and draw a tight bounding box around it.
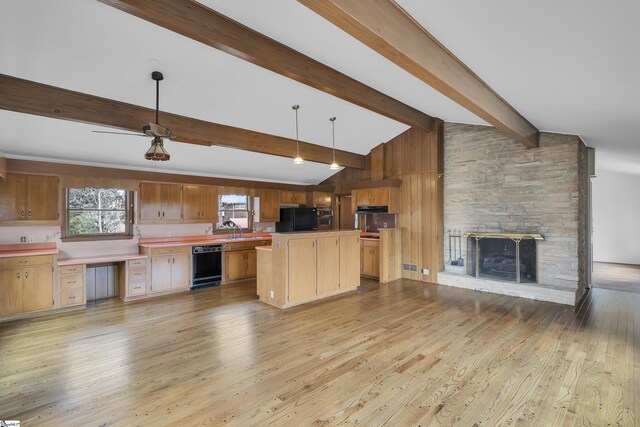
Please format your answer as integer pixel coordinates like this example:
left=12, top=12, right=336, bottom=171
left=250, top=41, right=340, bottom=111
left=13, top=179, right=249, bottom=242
left=7, top=159, right=312, bottom=191
left=339, top=178, right=402, bottom=191
left=299, top=0, right=539, bottom=148
left=98, top=0, right=434, bottom=131
left=0, top=74, right=365, bottom=169
left=0, top=157, right=6, bottom=180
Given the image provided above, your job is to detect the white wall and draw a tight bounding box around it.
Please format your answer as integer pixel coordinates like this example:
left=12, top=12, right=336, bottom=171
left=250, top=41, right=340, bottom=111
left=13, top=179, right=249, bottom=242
left=592, top=170, right=640, bottom=265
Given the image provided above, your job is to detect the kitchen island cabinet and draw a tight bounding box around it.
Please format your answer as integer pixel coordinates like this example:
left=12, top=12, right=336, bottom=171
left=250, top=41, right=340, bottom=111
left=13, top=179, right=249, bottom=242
left=257, top=230, right=360, bottom=308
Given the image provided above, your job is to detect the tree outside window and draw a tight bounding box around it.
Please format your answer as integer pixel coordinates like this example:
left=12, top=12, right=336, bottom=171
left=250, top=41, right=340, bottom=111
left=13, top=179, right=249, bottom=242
left=66, top=188, right=131, bottom=237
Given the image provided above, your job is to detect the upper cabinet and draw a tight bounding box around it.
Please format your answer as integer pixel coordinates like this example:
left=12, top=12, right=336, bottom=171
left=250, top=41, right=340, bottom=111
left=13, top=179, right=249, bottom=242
left=280, top=191, right=307, bottom=205
left=259, top=189, right=280, bottom=222
left=139, top=182, right=183, bottom=221
left=183, top=185, right=217, bottom=222
left=308, top=191, right=333, bottom=208
left=351, top=187, right=400, bottom=213
left=0, top=173, right=59, bottom=222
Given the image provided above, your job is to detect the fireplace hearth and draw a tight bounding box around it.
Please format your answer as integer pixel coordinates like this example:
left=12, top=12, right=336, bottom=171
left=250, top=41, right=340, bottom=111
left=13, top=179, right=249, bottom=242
left=466, top=233, right=543, bottom=284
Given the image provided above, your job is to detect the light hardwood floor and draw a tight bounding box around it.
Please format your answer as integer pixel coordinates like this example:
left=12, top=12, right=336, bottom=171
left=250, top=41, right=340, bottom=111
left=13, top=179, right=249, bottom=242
left=0, top=278, right=638, bottom=426
left=593, top=261, right=640, bottom=293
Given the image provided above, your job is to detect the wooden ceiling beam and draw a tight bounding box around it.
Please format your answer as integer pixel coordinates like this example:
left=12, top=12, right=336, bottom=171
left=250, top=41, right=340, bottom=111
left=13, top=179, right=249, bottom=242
left=97, top=0, right=434, bottom=131
left=299, top=0, right=539, bottom=148
left=0, top=74, right=366, bottom=169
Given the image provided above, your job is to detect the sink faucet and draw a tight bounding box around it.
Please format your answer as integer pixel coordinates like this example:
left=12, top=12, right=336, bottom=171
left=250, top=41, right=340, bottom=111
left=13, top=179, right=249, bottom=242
left=223, top=220, right=243, bottom=239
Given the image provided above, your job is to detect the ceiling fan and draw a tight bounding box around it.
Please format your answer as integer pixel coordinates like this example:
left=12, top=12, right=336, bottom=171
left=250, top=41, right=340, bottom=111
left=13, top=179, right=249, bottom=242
left=93, top=71, right=173, bottom=161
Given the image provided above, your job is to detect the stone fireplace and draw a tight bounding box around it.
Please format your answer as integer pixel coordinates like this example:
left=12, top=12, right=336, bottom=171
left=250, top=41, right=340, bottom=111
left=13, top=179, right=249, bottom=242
left=466, top=233, right=541, bottom=284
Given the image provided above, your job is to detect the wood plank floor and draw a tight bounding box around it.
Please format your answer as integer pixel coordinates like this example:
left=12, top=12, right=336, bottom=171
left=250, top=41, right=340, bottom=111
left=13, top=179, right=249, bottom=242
left=593, top=262, right=640, bottom=293
left=0, top=278, right=638, bottom=426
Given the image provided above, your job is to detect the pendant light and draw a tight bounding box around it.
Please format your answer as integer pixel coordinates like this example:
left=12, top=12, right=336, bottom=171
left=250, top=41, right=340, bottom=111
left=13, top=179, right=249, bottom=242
left=329, top=116, right=340, bottom=170
left=144, top=136, right=170, bottom=161
left=292, top=104, right=304, bottom=165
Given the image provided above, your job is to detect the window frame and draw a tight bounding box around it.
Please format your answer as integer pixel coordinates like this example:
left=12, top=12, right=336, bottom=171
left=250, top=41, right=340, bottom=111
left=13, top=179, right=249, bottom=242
left=62, top=187, right=134, bottom=241
left=217, top=194, right=253, bottom=232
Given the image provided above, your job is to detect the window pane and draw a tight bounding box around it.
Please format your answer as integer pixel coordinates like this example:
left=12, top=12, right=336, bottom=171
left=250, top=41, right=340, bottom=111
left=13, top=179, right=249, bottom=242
left=68, top=211, right=101, bottom=235
left=101, top=211, right=126, bottom=233
left=69, top=188, right=99, bottom=209
left=99, top=189, right=126, bottom=210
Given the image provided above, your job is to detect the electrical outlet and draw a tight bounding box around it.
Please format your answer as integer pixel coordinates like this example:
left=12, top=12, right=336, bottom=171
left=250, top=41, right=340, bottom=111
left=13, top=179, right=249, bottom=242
left=383, top=222, right=388, bottom=228
left=422, top=268, right=429, bottom=275
left=269, top=290, right=275, bottom=299
left=166, top=231, right=172, bottom=237
left=20, top=236, right=27, bottom=243
left=28, top=236, right=35, bottom=243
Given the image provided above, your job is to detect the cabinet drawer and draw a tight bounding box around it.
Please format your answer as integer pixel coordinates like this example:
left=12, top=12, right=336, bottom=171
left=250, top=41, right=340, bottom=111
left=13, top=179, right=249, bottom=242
left=128, top=280, right=146, bottom=296
left=0, top=255, right=53, bottom=268
left=150, top=246, right=189, bottom=256
left=60, top=288, right=85, bottom=307
left=223, top=242, right=247, bottom=251
left=60, top=264, right=84, bottom=275
left=128, top=259, right=147, bottom=268
left=128, top=268, right=146, bottom=283
left=60, top=273, right=84, bottom=290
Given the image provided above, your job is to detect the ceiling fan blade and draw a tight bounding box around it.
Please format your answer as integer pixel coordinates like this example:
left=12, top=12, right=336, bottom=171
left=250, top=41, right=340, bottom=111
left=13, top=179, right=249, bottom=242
left=92, top=130, right=147, bottom=137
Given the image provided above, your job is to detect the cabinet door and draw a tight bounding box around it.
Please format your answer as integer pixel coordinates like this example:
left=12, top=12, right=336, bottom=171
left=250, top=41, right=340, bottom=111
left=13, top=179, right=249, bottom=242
left=316, top=236, right=340, bottom=296
left=245, top=250, right=257, bottom=278
left=292, top=191, right=306, bottom=204
left=314, top=192, right=332, bottom=207
left=151, top=255, right=172, bottom=292
left=26, top=175, right=58, bottom=220
left=171, top=254, right=190, bottom=289
left=259, top=189, right=280, bottom=222
left=340, top=235, right=360, bottom=291
left=201, top=186, right=218, bottom=221
left=225, top=250, right=248, bottom=281
left=182, top=185, right=202, bottom=220
left=0, top=173, right=23, bottom=221
left=140, top=182, right=162, bottom=221
left=280, top=191, right=293, bottom=204
left=371, top=246, right=380, bottom=277
left=161, top=184, right=182, bottom=220
left=22, top=265, right=53, bottom=312
left=369, top=188, right=389, bottom=207
left=288, top=238, right=317, bottom=302
left=0, top=268, right=23, bottom=315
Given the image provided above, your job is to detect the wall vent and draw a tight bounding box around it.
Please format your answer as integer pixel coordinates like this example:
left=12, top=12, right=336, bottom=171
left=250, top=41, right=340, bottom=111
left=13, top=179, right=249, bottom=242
left=403, top=263, right=418, bottom=272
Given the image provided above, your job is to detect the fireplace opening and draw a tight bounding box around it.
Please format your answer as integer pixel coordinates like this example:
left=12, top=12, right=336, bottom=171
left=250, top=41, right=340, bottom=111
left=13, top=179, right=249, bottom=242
left=467, top=234, right=540, bottom=284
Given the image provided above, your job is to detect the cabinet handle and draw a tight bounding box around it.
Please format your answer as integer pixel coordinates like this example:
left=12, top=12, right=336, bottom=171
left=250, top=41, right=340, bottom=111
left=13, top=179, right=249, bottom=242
left=28, top=210, right=32, bottom=217
left=17, top=272, right=20, bottom=279
left=162, top=211, right=165, bottom=218
left=20, top=210, right=25, bottom=217
left=18, top=260, right=27, bottom=263
left=25, top=272, right=29, bottom=279
left=172, top=257, right=175, bottom=264
left=168, top=258, right=170, bottom=264
left=70, top=295, right=76, bottom=299
left=158, top=211, right=161, bottom=218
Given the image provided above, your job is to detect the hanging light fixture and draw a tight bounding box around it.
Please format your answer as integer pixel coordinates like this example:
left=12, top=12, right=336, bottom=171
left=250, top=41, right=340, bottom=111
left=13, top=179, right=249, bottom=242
left=292, top=104, right=304, bottom=165
left=329, top=116, right=340, bottom=170
left=144, top=136, right=170, bottom=161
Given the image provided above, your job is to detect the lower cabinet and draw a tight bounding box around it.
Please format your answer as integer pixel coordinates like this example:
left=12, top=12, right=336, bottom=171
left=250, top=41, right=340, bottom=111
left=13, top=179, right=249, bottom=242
left=150, top=252, right=190, bottom=293
left=0, top=256, right=54, bottom=316
left=316, top=236, right=340, bottom=295
left=59, top=264, right=86, bottom=307
left=118, top=258, right=148, bottom=301
left=287, top=238, right=317, bottom=302
left=361, top=240, right=380, bottom=278
left=225, top=249, right=257, bottom=282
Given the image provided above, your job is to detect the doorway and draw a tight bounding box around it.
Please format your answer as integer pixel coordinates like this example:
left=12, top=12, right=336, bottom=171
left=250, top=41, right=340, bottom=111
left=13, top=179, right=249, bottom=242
left=337, top=195, right=355, bottom=230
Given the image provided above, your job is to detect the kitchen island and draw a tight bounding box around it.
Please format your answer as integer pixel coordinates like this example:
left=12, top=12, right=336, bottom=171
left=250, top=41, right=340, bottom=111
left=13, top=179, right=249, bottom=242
left=256, top=230, right=360, bottom=308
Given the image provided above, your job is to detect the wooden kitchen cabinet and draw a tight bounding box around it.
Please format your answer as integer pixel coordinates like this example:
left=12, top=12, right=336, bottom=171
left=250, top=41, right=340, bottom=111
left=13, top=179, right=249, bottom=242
left=351, top=187, right=400, bottom=214
left=361, top=240, right=380, bottom=278
left=0, top=256, right=54, bottom=316
left=340, top=234, right=361, bottom=290
left=308, top=191, right=333, bottom=208
left=59, top=264, right=86, bottom=308
left=149, top=247, right=190, bottom=293
left=280, top=191, right=307, bottom=205
left=0, top=173, right=59, bottom=222
left=224, top=249, right=257, bottom=282
left=259, top=189, right=280, bottom=222
left=316, top=235, right=340, bottom=296
left=139, top=182, right=183, bottom=221
left=287, top=238, right=317, bottom=303
left=183, top=185, right=217, bottom=221
left=118, top=258, right=148, bottom=301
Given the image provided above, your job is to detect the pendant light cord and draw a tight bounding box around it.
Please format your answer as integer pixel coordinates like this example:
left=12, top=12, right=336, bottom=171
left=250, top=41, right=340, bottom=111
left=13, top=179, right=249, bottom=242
left=294, top=105, right=300, bottom=157
left=331, top=117, right=337, bottom=163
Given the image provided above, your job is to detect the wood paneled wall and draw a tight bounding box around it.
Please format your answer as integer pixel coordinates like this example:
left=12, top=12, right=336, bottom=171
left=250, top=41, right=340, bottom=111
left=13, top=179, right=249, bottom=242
left=323, top=123, right=444, bottom=283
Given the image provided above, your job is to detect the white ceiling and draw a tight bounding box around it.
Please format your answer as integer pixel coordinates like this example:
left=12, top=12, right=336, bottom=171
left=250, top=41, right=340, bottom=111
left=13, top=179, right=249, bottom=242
left=1, top=0, right=638, bottom=183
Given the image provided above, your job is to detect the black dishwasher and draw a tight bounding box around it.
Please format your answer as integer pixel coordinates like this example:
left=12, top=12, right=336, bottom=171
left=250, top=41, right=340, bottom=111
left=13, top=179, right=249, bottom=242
left=191, top=244, right=222, bottom=289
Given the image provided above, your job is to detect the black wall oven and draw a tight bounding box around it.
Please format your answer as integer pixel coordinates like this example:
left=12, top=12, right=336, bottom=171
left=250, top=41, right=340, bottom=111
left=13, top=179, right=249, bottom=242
left=192, top=244, right=222, bottom=289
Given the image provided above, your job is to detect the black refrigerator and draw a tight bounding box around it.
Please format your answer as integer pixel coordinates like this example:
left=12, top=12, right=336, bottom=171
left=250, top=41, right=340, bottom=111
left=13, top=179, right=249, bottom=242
left=276, top=208, right=318, bottom=232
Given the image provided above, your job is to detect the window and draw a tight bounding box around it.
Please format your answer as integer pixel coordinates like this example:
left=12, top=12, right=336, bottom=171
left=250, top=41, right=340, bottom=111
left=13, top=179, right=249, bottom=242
left=218, top=194, right=251, bottom=230
left=65, top=188, right=132, bottom=239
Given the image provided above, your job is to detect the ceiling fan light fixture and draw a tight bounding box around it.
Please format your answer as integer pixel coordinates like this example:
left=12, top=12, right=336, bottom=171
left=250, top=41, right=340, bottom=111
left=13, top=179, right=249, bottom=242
left=144, top=136, right=170, bottom=161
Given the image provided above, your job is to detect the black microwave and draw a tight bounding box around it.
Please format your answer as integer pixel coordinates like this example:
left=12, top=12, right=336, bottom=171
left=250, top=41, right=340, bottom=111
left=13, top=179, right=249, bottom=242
left=276, top=208, right=318, bottom=232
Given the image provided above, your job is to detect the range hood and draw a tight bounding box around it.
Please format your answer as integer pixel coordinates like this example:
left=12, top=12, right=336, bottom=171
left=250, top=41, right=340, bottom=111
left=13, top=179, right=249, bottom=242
left=355, top=205, right=388, bottom=214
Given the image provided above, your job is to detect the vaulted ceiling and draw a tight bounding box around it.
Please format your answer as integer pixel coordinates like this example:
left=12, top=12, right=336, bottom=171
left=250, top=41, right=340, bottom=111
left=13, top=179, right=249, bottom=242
left=1, top=0, right=637, bottom=183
